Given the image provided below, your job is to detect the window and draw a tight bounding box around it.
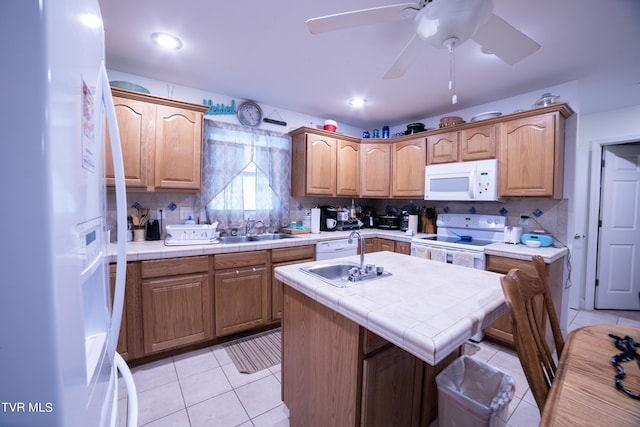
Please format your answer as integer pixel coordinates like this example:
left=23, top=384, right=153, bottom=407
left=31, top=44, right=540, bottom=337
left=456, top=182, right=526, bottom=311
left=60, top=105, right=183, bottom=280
left=198, top=120, right=291, bottom=231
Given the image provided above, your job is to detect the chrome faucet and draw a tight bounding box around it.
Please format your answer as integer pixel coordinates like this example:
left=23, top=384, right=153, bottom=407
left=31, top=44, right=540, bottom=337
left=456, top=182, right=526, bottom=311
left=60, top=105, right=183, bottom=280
left=348, top=230, right=365, bottom=270
left=245, top=219, right=266, bottom=236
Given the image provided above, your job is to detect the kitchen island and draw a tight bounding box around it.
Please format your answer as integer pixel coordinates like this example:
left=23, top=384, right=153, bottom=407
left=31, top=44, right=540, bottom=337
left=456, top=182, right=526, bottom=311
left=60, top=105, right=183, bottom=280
left=275, top=251, right=507, bottom=426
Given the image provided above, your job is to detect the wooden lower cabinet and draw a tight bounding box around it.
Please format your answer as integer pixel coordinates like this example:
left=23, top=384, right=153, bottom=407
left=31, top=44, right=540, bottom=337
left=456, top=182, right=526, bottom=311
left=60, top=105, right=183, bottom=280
left=361, top=343, right=424, bottom=427
left=364, top=237, right=410, bottom=255
left=214, top=251, right=269, bottom=337
left=140, top=256, right=212, bottom=355
left=395, top=240, right=411, bottom=255
left=483, top=255, right=564, bottom=348
left=270, top=245, right=315, bottom=322
left=283, top=285, right=460, bottom=427
left=109, top=262, right=140, bottom=360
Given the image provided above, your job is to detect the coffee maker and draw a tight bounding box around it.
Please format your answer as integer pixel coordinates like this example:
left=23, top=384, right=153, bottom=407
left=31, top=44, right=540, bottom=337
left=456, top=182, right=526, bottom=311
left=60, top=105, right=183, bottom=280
left=319, top=206, right=338, bottom=231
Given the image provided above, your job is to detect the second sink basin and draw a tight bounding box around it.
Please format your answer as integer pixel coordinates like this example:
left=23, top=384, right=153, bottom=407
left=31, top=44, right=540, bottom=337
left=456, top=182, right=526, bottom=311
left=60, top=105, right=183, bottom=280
left=219, top=233, right=296, bottom=244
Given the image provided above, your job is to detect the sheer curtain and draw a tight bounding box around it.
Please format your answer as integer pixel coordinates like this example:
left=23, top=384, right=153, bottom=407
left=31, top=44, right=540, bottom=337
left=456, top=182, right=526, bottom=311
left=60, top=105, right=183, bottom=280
left=198, top=119, right=291, bottom=232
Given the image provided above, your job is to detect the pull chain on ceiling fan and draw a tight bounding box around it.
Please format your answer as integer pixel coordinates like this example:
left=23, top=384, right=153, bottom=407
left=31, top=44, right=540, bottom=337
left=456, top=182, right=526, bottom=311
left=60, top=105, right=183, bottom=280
left=444, top=38, right=458, bottom=105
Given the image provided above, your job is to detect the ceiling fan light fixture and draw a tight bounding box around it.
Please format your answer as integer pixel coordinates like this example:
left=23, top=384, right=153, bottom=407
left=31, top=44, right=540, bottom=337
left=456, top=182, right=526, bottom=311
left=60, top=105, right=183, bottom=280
left=151, top=32, right=183, bottom=50
left=415, top=0, right=492, bottom=48
left=348, top=98, right=367, bottom=107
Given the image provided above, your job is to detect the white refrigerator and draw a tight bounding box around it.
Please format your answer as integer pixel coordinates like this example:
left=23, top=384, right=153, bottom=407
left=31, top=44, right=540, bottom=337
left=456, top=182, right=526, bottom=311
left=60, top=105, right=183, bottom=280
left=0, top=1, right=136, bottom=426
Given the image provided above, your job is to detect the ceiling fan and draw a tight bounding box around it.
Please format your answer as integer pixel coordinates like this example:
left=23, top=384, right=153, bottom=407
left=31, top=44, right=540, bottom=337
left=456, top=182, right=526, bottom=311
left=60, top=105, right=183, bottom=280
left=306, top=0, right=541, bottom=82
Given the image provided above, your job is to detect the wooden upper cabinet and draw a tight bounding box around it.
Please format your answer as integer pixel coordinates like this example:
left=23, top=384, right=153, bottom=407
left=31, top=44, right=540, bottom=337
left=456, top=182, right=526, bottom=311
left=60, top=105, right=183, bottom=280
left=427, top=125, right=495, bottom=165
left=106, top=97, right=154, bottom=189
left=427, top=131, right=458, bottom=164
left=392, top=137, right=426, bottom=197
left=154, top=105, right=204, bottom=190
left=305, top=134, right=336, bottom=195
left=360, top=142, right=391, bottom=197
left=106, top=87, right=208, bottom=192
left=498, top=112, right=564, bottom=198
left=460, top=124, right=496, bottom=161
left=336, top=140, right=360, bottom=196
left=290, top=128, right=360, bottom=197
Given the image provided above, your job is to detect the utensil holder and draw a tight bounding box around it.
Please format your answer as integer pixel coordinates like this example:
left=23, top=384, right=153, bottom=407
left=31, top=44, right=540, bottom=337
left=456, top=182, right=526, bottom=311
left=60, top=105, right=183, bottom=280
left=133, top=226, right=145, bottom=242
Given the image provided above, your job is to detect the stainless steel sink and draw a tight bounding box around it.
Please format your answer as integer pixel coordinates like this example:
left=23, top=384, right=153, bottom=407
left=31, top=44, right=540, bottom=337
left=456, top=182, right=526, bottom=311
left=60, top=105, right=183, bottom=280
left=300, top=262, right=391, bottom=288
left=219, top=233, right=296, bottom=244
left=253, top=233, right=296, bottom=241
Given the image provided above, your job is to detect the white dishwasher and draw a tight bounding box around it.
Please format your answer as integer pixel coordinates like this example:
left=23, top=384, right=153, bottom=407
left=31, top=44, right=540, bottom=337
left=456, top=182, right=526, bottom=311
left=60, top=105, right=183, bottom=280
left=315, top=238, right=358, bottom=260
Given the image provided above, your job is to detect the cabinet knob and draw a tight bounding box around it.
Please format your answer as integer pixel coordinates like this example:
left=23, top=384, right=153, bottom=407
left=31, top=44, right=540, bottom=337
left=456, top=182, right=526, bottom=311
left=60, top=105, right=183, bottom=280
left=235, top=269, right=240, bottom=275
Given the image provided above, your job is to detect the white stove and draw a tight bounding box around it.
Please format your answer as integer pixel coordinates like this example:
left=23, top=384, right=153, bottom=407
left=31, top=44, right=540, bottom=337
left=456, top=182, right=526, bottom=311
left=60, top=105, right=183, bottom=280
left=411, top=214, right=505, bottom=270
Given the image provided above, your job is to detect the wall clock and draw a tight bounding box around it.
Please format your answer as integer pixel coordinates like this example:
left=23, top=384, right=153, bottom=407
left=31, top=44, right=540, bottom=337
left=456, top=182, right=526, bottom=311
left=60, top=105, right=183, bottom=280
left=237, top=101, right=263, bottom=127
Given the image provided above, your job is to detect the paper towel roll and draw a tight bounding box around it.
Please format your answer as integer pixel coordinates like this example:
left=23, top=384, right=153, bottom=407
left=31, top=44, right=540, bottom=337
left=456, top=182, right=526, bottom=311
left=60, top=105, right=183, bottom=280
left=408, top=215, right=418, bottom=235
left=311, top=208, right=321, bottom=234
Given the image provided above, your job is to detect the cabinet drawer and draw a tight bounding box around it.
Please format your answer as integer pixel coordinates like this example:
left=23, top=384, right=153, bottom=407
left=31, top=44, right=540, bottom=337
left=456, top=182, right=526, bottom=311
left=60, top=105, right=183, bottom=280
left=141, top=256, right=209, bottom=278
left=214, top=250, right=269, bottom=269
left=486, top=255, right=545, bottom=276
left=271, top=245, right=315, bottom=263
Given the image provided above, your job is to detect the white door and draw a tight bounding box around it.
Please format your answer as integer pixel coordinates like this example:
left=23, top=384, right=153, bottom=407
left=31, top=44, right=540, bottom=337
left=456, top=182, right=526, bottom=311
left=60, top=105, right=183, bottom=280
left=595, top=143, right=640, bottom=309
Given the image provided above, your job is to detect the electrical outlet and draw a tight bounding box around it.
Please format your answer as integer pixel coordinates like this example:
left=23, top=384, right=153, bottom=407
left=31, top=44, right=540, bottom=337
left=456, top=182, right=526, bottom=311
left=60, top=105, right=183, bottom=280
left=519, top=213, right=530, bottom=226
left=180, top=207, right=194, bottom=221
left=156, top=209, right=166, bottom=219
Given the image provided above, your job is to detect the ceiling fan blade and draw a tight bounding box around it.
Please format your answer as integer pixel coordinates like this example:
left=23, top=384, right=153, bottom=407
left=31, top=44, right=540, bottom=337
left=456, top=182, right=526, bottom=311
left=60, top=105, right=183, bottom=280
left=307, top=3, right=417, bottom=34
left=472, top=13, right=541, bottom=65
left=383, top=35, right=425, bottom=79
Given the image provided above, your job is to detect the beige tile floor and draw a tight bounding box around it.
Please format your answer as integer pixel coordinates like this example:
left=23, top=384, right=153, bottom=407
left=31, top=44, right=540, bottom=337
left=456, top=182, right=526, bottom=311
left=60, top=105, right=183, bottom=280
left=117, top=308, right=640, bottom=427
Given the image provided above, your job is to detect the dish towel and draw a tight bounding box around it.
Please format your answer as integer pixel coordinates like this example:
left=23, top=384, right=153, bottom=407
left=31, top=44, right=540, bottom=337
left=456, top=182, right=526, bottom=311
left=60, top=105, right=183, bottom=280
left=429, top=248, right=447, bottom=263
left=452, top=252, right=475, bottom=268
left=414, top=245, right=429, bottom=259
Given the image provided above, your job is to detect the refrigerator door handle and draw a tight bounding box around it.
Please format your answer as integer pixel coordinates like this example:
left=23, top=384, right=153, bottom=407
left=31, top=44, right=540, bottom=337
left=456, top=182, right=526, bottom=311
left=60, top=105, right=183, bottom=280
left=98, top=63, right=138, bottom=427
left=97, top=63, right=127, bottom=356
left=111, top=352, right=138, bottom=427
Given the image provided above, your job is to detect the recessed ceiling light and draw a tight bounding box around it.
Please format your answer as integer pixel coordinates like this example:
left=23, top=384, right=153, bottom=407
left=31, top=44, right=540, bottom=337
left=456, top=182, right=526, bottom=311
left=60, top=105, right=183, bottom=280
left=349, top=98, right=367, bottom=107
left=151, top=32, right=183, bottom=50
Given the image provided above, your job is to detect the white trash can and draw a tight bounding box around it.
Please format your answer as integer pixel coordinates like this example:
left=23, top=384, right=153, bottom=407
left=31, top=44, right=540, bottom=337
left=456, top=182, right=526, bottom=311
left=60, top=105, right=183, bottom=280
left=436, top=355, right=515, bottom=427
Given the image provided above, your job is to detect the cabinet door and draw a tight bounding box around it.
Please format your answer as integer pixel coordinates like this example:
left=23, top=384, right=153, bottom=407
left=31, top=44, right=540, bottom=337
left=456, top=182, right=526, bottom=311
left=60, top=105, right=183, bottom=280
left=141, top=272, right=212, bottom=354
left=336, top=140, right=360, bottom=196
left=154, top=105, right=204, bottom=190
left=392, top=138, right=426, bottom=197
left=215, top=266, right=268, bottom=337
left=427, top=131, right=458, bottom=164
left=394, top=241, right=411, bottom=255
left=460, top=124, right=496, bottom=161
left=109, top=263, right=139, bottom=361
left=271, top=258, right=314, bottom=322
left=498, top=113, right=560, bottom=197
left=361, top=345, right=422, bottom=427
left=106, top=96, right=154, bottom=188
left=364, top=238, right=379, bottom=253
left=483, top=255, right=549, bottom=347
left=378, top=238, right=395, bottom=252
left=360, top=143, right=390, bottom=197
left=305, top=133, right=336, bottom=195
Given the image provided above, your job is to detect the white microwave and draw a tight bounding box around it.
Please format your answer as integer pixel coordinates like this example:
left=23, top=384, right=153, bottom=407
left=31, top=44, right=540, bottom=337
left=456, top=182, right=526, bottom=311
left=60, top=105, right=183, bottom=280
left=424, top=159, right=501, bottom=201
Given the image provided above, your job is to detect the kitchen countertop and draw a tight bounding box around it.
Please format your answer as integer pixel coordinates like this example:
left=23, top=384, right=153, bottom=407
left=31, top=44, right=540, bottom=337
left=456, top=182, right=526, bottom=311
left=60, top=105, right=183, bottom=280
left=107, top=228, right=568, bottom=264
left=274, top=251, right=507, bottom=366
left=484, top=242, right=568, bottom=263
left=107, top=229, right=429, bottom=262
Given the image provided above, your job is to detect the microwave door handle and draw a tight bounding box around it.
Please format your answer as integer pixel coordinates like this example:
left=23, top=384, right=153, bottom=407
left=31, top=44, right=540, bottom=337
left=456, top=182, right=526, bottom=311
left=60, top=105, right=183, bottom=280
left=468, top=167, right=476, bottom=199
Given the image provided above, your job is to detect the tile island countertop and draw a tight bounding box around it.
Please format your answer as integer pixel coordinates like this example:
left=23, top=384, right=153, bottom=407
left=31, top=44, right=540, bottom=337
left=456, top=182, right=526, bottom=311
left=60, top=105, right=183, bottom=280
left=275, top=251, right=507, bottom=366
